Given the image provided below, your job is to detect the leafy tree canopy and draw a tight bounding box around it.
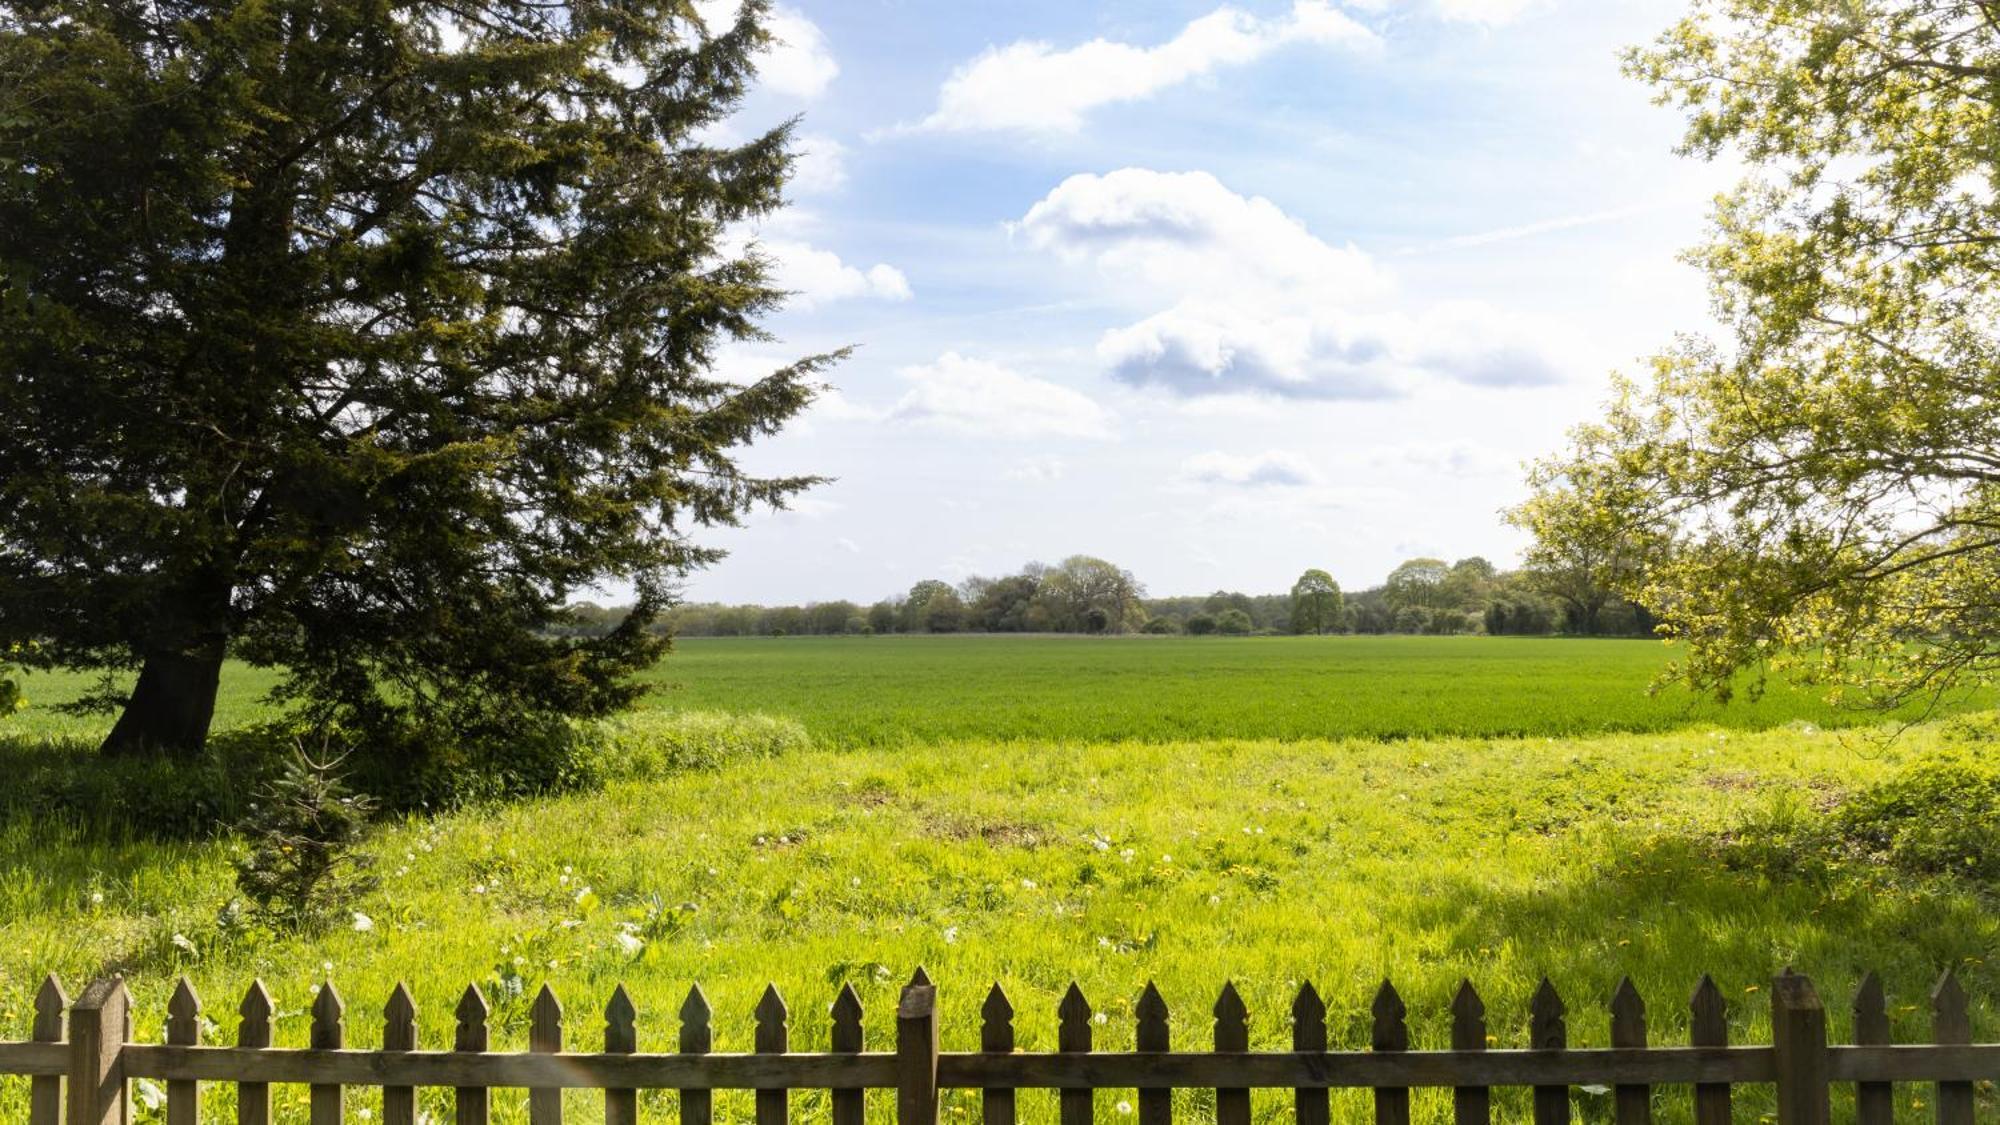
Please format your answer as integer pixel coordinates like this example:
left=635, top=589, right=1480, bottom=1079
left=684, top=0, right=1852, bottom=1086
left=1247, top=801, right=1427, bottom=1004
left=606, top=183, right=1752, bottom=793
left=0, top=0, right=832, bottom=772
left=1519, top=0, right=2000, bottom=707
left=1289, top=568, right=1342, bottom=635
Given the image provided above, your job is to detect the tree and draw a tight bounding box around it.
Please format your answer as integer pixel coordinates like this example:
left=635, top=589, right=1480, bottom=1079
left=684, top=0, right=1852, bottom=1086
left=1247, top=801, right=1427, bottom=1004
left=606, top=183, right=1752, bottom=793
left=1214, top=608, right=1253, bottom=636
left=1034, top=556, right=1146, bottom=634
left=1184, top=613, right=1218, bottom=636
left=899, top=580, right=957, bottom=633
left=0, top=0, right=831, bottom=761
left=1523, top=0, right=2000, bottom=707
left=1383, top=559, right=1450, bottom=613
left=866, top=601, right=899, bottom=635
left=965, top=573, right=1040, bottom=632
left=1289, top=569, right=1343, bottom=635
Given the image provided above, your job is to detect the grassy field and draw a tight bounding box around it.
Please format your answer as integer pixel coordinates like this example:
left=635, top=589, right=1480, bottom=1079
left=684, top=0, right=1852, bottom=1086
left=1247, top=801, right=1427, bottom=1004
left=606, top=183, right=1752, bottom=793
left=3, top=636, right=1996, bottom=1120
left=12, top=634, right=1972, bottom=747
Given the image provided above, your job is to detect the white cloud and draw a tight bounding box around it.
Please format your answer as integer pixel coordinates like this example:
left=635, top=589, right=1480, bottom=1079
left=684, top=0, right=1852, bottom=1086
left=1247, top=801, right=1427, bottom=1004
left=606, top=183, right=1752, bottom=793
left=903, top=2, right=1377, bottom=135
left=695, top=2, right=838, bottom=99
left=1179, top=450, right=1322, bottom=488
left=764, top=239, right=912, bottom=308
left=834, top=537, right=863, bottom=554
left=1020, top=169, right=1568, bottom=398
left=890, top=352, right=1113, bottom=440
left=1003, top=455, right=1067, bottom=482
left=1344, top=0, right=1540, bottom=25
left=790, top=133, right=848, bottom=196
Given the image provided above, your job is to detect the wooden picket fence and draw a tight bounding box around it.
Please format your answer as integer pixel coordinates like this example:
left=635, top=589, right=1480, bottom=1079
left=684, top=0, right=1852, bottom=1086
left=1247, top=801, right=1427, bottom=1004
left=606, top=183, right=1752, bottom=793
left=0, top=966, right=1993, bottom=1124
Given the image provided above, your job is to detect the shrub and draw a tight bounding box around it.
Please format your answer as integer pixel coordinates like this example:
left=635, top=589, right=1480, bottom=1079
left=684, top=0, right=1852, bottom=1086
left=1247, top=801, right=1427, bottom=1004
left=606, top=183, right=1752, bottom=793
left=1141, top=617, right=1181, bottom=635
left=233, top=744, right=378, bottom=933
left=583, top=710, right=811, bottom=781
left=1185, top=614, right=1218, bottom=635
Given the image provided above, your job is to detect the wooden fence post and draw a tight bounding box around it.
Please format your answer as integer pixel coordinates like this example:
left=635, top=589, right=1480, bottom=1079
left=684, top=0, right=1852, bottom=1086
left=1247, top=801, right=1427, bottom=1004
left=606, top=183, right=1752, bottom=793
left=383, top=983, right=418, bottom=1125
left=67, top=977, right=129, bottom=1125
left=680, top=985, right=714, bottom=1125
left=831, top=983, right=865, bottom=1125
left=1528, top=978, right=1568, bottom=1125
left=1215, top=983, right=1250, bottom=1125
left=1057, top=985, right=1092, bottom=1125
left=1850, top=973, right=1890, bottom=1125
left=1770, top=971, right=1830, bottom=1125
left=310, top=981, right=345, bottom=1125
left=31, top=975, right=66, bottom=1125
left=897, top=980, right=939, bottom=1125
left=1370, top=981, right=1409, bottom=1125
left=756, top=985, right=791, bottom=1125
left=1293, top=983, right=1329, bottom=1125
left=236, top=982, right=273, bottom=1125
left=980, top=984, right=1016, bottom=1125
left=1931, top=969, right=1973, bottom=1125
left=1688, top=976, right=1730, bottom=1125
left=455, top=983, right=491, bottom=1125
left=165, top=979, right=201, bottom=1125
left=1609, top=978, right=1650, bottom=1125
left=530, top=983, right=565, bottom=1125
left=1134, top=983, right=1171, bottom=1125
left=1450, top=981, right=1488, bottom=1125
left=604, top=985, right=639, bottom=1125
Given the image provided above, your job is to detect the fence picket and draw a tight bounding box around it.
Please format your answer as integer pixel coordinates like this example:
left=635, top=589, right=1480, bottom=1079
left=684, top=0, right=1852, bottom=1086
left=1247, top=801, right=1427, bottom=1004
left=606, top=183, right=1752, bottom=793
left=310, top=981, right=345, bottom=1125
left=604, top=985, right=638, bottom=1125
left=680, top=985, right=714, bottom=1125
left=1688, top=976, right=1729, bottom=1125
left=1609, top=978, right=1649, bottom=1125
left=1931, top=969, right=1972, bottom=1125
left=1770, top=970, right=1829, bottom=1125
left=897, top=980, right=940, bottom=1125
left=165, top=979, right=199, bottom=1125
left=1851, top=973, right=1889, bottom=1125
left=30, top=974, right=64, bottom=1125
left=1529, top=977, right=1569, bottom=1125
left=1450, top=980, right=1488, bottom=1125
left=1214, top=982, right=1250, bottom=1125
left=455, top=983, right=491, bottom=1125
left=1292, top=983, right=1329, bottom=1125
left=756, top=985, right=791, bottom=1125
left=383, top=983, right=418, bottom=1125
left=530, top=983, right=564, bottom=1125
left=1371, top=981, right=1410, bottom=1125
left=1058, top=983, right=1093, bottom=1125
left=67, top=977, right=130, bottom=1125
left=1135, top=982, right=1170, bottom=1125
left=832, top=983, right=865, bottom=1125
left=980, top=984, right=1016, bottom=1125
left=237, top=981, right=274, bottom=1125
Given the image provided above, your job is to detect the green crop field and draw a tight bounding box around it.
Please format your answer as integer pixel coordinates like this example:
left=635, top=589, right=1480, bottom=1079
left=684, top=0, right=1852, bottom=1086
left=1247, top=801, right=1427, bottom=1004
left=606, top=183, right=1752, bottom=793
left=3, top=636, right=1997, bottom=1121
left=11, top=634, right=1973, bottom=748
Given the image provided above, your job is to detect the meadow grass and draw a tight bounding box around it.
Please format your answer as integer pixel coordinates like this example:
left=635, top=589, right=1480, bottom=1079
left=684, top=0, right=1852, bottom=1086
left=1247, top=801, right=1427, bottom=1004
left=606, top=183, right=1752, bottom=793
left=2, top=712, right=1996, bottom=1121
left=12, top=634, right=1975, bottom=748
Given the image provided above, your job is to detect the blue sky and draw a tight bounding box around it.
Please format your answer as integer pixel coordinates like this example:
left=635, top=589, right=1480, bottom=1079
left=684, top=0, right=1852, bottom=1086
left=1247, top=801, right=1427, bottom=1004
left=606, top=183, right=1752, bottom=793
left=682, top=0, right=1729, bottom=605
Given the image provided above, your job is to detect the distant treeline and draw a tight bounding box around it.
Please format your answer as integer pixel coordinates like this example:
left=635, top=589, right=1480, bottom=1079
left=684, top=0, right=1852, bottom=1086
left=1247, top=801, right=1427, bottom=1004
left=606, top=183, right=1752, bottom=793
left=560, top=552, right=1656, bottom=640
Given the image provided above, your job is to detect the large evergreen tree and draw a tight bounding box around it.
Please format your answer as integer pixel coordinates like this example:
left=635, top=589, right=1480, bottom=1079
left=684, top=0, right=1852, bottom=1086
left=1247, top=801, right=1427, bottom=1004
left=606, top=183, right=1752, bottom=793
left=0, top=0, right=832, bottom=762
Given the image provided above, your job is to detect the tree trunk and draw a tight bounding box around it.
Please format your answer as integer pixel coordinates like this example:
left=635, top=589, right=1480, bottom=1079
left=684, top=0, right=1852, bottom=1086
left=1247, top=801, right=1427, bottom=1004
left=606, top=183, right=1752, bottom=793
left=99, top=640, right=228, bottom=757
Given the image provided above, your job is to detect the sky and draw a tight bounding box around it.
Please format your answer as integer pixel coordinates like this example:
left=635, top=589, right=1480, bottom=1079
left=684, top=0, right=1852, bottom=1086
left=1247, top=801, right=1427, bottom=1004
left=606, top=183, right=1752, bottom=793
left=678, top=0, right=1734, bottom=606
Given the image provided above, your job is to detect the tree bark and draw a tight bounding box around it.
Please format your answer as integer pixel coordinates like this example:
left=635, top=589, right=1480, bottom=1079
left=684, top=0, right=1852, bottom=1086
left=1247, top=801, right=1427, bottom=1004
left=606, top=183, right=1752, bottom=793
left=99, top=638, right=228, bottom=757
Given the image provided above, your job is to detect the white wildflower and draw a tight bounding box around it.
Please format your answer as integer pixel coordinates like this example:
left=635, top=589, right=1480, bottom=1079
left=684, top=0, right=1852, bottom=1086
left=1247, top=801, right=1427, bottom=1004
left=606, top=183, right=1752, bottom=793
left=351, top=912, right=374, bottom=933
left=614, top=932, right=645, bottom=956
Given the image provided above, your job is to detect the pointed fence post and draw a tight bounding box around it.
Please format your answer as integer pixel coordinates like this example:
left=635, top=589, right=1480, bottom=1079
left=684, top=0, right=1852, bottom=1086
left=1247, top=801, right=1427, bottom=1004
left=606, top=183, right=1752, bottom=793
left=604, top=985, right=639, bottom=1125
left=310, top=981, right=345, bottom=1125
left=1688, top=976, right=1729, bottom=1125
left=1931, top=970, right=1972, bottom=1125
left=832, top=983, right=865, bottom=1125
left=67, top=977, right=130, bottom=1125
left=236, top=981, right=273, bottom=1125
left=1850, top=973, right=1890, bottom=1125
left=897, top=979, right=939, bottom=1125
left=1371, top=981, right=1409, bottom=1125
left=1770, top=971, right=1829, bottom=1125
left=1058, top=984, right=1094, bottom=1125
left=981, top=984, right=1016, bottom=1125
left=1293, top=983, right=1329, bottom=1125
left=680, top=985, right=714, bottom=1125
left=166, top=979, right=201, bottom=1125
left=1135, top=983, right=1171, bottom=1125
left=1528, top=977, right=1568, bottom=1125
left=530, top=983, right=565, bottom=1125
left=1212, top=982, right=1250, bottom=1125
left=383, top=983, right=419, bottom=1125
left=32, top=975, right=66, bottom=1125
left=1450, top=981, right=1489, bottom=1125
left=756, top=985, right=791, bottom=1125
left=455, top=983, right=492, bottom=1125
left=1609, top=978, right=1650, bottom=1125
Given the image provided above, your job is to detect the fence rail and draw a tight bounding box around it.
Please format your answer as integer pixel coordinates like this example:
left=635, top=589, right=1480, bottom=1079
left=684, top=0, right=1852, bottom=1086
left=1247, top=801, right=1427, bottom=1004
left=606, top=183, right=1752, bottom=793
left=2, top=967, right=1993, bottom=1124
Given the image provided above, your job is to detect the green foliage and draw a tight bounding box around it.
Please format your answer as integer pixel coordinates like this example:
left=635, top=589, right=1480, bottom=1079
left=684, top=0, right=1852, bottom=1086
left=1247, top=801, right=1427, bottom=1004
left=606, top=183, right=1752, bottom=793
left=1032, top=556, right=1146, bottom=634
left=1289, top=569, right=1342, bottom=634
left=1214, top=608, right=1253, bottom=635
left=232, top=746, right=378, bottom=933
left=1521, top=0, right=2000, bottom=706
left=0, top=0, right=830, bottom=758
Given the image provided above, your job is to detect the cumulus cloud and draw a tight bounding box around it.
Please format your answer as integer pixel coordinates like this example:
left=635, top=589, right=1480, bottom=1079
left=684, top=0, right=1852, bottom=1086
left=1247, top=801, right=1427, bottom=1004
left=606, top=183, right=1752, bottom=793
left=890, top=352, right=1113, bottom=440
left=1345, top=0, right=1540, bottom=25
left=790, top=133, right=848, bottom=196
left=764, top=239, right=912, bottom=308
left=1020, top=168, right=1568, bottom=398
left=695, top=2, right=838, bottom=99
left=902, top=2, right=1377, bottom=135
left=1004, top=455, right=1068, bottom=482
left=1179, top=450, right=1321, bottom=488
